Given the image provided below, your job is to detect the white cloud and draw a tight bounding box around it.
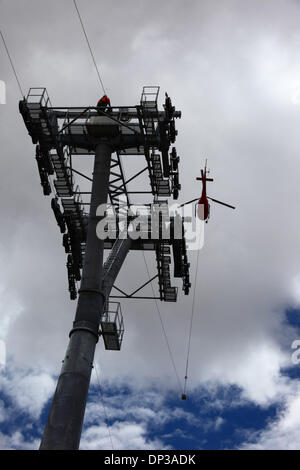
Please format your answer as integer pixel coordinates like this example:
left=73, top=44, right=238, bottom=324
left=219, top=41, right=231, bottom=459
left=0, top=400, right=8, bottom=424
left=0, top=430, right=38, bottom=450
left=0, top=282, right=23, bottom=340
left=84, top=386, right=201, bottom=440
left=241, top=383, right=300, bottom=449
left=214, top=417, right=225, bottom=431
left=80, top=421, right=166, bottom=450
left=198, top=340, right=292, bottom=406
left=0, top=367, right=55, bottom=420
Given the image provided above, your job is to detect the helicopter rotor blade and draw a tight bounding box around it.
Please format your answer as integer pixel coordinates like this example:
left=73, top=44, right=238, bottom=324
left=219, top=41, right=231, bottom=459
left=178, top=197, right=199, bottom=208
left=207, top=197, right=235, bottom=209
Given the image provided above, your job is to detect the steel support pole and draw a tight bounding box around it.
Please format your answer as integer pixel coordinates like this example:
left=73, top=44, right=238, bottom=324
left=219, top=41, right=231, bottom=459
left=40, top=143, right=112, bottom=450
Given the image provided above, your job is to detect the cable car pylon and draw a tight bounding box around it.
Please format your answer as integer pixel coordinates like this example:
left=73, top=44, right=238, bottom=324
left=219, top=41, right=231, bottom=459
left=19, top=86, right=191, bottom=449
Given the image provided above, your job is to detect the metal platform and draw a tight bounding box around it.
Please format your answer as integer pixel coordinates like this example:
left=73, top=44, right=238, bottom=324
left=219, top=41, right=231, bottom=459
left=100, top=301, right=124, bottom=351
left=19, top=86, right=190, bottom=305
left=52, top=147, right=73, bottom=197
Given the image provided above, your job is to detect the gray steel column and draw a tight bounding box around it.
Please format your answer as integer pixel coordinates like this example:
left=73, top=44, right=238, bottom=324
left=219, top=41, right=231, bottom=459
left=40, top=143, right=112, bottom=450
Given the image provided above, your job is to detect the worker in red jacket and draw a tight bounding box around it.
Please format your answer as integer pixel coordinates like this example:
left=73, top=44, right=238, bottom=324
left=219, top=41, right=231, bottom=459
left=97, top=95, right=111, bottom=114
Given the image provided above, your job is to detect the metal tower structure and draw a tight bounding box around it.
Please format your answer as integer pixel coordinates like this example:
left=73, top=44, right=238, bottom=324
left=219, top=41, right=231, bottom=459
left=19, top=86, right=191, bottom=449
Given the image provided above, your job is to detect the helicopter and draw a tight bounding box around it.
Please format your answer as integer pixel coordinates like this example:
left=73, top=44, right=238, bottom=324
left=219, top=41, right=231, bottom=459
left=179, top=161, right=235, bottom=222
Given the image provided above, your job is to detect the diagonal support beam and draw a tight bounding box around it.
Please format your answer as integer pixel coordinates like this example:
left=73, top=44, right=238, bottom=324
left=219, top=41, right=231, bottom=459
left=112, top=274, right=158, bottom=298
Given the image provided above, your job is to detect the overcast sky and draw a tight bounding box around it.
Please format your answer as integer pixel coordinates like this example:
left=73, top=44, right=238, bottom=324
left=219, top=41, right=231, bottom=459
left=1, top=0, right=300, bottom=450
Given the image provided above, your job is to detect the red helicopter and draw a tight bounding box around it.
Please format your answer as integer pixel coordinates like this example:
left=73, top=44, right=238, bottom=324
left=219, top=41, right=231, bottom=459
left=180, top=161, right=235, bottom=221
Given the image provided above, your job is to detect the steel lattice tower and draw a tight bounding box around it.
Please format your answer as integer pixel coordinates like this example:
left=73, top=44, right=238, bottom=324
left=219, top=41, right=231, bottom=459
left=19, top=86, right=191, bottom=449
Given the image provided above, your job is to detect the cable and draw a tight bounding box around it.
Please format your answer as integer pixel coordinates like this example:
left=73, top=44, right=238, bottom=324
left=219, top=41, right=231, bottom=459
left=94, top=361, right=114, bottom=450
left=0, top=30, right=24, bottom=97
left=142, top=251, right=183, bottom=395
left=183, top=236, right=201, bottom=396
left=73, top=0, right=106, bottom=96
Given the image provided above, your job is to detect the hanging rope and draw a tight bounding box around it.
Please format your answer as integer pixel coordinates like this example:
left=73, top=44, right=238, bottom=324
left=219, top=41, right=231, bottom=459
left=183, top=235, right=201, bottom=397
left=0, top=30, right=24, bottom=97
left=94, top=361, right=114, bottom=450
left=73, top=0, right=107, bottom=96
left=0, top=30, right=58, bottom=197
left=142, top=251, right=183, bottom=395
